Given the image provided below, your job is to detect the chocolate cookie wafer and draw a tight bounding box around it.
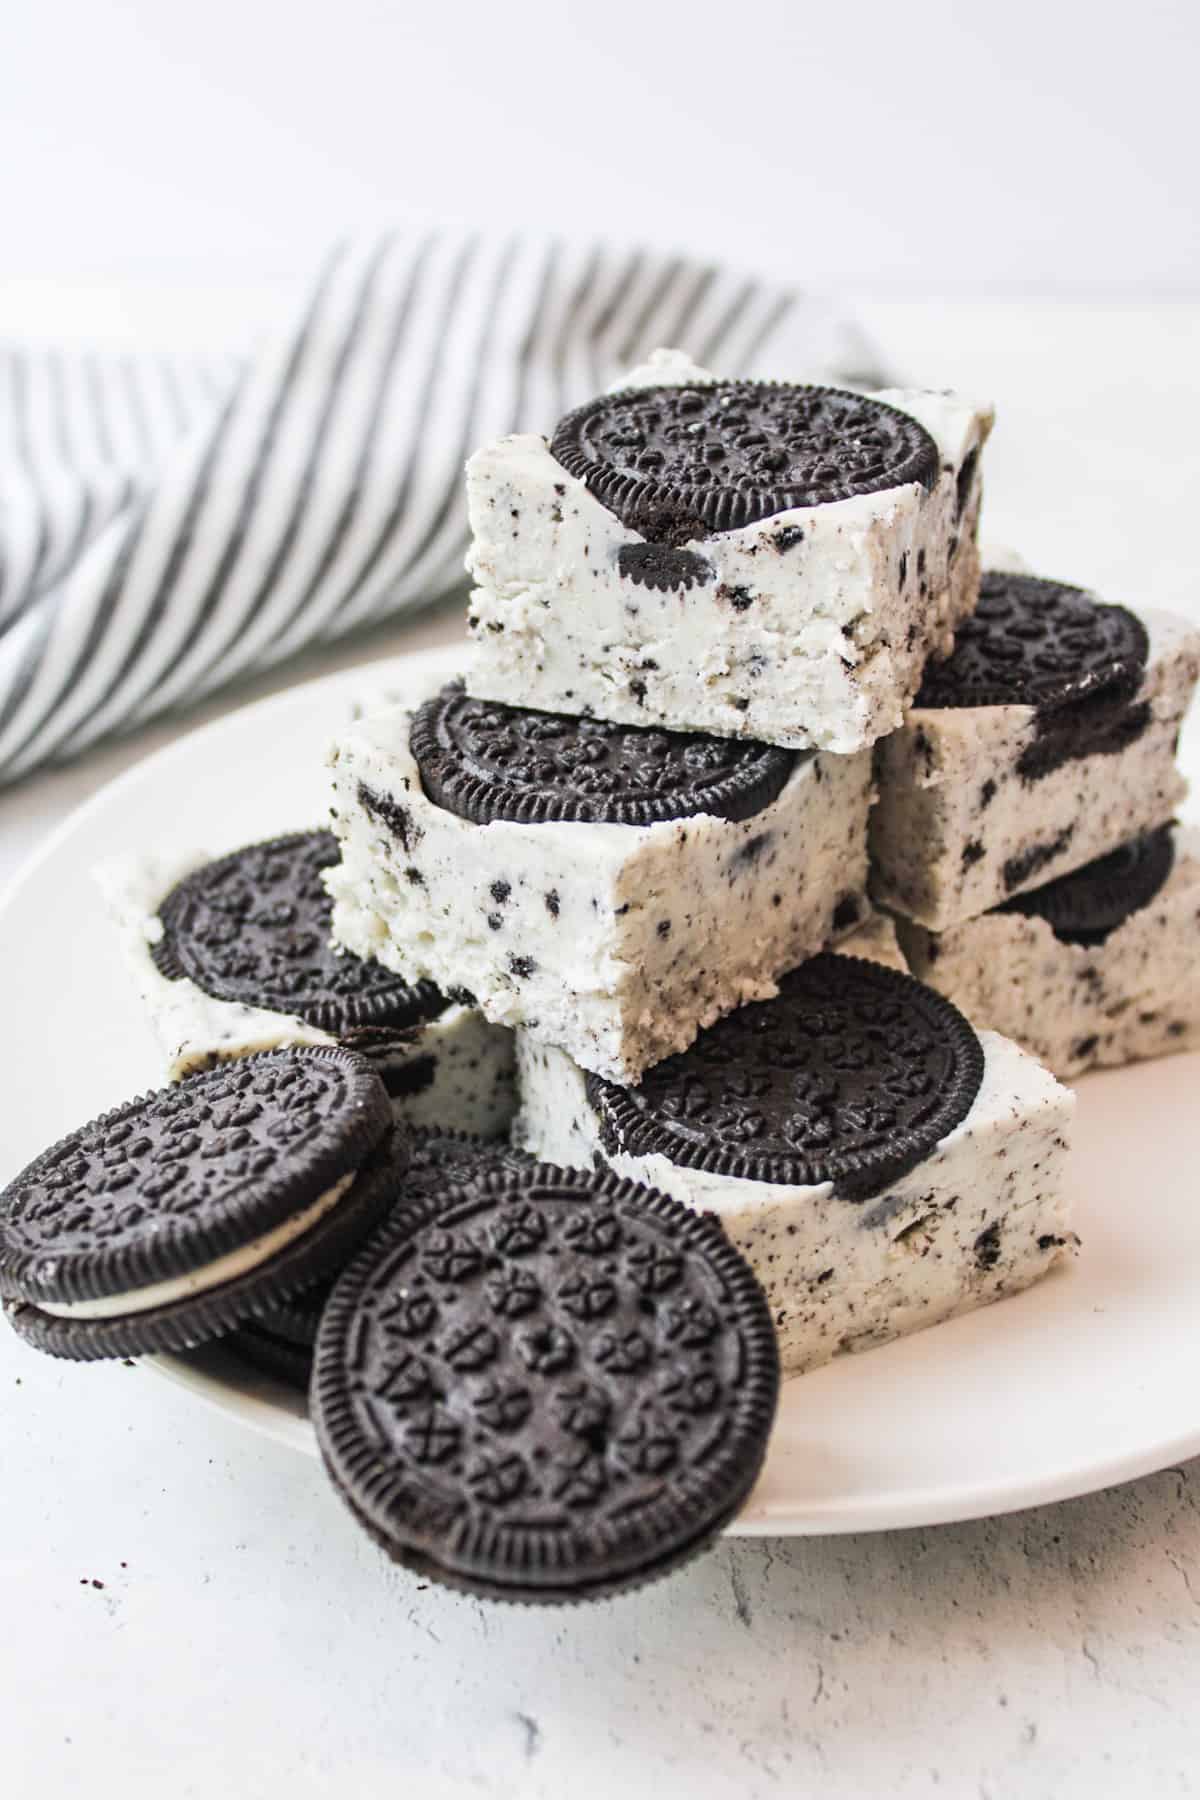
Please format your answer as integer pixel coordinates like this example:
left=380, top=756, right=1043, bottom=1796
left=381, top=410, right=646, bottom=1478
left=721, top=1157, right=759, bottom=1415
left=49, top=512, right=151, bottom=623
left=0, top=1048, right=400, bottom=1361
left=312, top=1162, right=779, bottom=1602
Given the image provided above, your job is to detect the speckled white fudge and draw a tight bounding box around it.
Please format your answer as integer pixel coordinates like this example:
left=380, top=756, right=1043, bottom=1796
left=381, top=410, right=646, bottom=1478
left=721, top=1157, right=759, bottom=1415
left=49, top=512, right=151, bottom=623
left=897, top=826, right=1200, bottom=1079
left=871, top=608, right=1200, bottom=931
left=464, top=348, right=992, bottom=754
left=97, top=852, right=518, bottom=1137
left=324, top=698, right=874, bottom=1084
left=513, top=1026, right=1075, bottom=1377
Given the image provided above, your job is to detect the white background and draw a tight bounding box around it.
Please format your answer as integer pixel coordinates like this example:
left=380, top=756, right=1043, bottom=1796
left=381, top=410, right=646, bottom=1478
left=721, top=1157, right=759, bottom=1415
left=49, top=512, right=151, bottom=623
left=4, top=0, right=1198, bottom=295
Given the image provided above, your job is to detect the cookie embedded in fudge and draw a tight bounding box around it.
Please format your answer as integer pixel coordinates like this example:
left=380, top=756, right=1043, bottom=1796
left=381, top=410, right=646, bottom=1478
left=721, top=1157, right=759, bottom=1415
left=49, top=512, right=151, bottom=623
left=464, top=349, right=992, bottom=754
left=898, top=824, right=1200, bottom=1079
left=97, top=830, right=517, bottom=1138
left=513, top=955, right=1076, bottom=1376
left=324, top=682, right=873, bottom=1085
left=870, top=571, right=1200, bottom=932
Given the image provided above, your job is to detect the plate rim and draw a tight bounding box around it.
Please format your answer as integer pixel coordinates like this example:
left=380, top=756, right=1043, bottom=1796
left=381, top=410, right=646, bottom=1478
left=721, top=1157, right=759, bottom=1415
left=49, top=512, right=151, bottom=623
left=146, top=1343, right=1200, bottom=1537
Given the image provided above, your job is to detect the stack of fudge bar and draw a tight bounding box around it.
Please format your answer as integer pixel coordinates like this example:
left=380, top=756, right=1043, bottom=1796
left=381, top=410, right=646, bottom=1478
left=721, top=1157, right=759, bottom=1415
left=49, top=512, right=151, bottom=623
left=102, top=347, right=1199, bottom=1384
left=871, top=553, right=1200, bottom=1076
left=318, top=348, right=1080, bottom=1376
left=23, top=343, right=1195, bottom=1606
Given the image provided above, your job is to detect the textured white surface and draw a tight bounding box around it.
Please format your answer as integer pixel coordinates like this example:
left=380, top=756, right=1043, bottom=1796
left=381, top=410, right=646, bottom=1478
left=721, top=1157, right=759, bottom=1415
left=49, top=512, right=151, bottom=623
left=2, top=301, right=1200, bottom=1797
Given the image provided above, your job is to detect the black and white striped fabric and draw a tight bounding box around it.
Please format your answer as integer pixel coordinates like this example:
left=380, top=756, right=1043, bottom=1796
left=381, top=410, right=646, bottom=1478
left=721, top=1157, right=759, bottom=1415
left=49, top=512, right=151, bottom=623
left=0, top=232, right=882, bottom=786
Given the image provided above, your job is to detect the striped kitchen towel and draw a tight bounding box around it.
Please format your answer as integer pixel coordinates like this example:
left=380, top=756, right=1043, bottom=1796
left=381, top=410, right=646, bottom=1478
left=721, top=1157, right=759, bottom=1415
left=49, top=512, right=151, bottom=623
left=0, top=231, right=884, bottom=786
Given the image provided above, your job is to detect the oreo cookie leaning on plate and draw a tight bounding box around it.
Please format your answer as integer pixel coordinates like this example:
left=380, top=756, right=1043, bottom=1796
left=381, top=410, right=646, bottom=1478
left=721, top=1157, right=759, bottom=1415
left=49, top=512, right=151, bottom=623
left=409, top=682, right=796, bottom=827
left=313, top=1163, right=779, bottom=1602
left=916, top=571, right=1149, bottom=713
left=152, top=829, right=448, bottom=1032
left=550, top=381, right=939, bottom=541
left=586, top=954, right=985, bottom=1202
left=0, top=1047, right=400, bottom=1361
left=996, top=825, right=1176, bottom=947
left=227, top=1127, right=533, bottom=1386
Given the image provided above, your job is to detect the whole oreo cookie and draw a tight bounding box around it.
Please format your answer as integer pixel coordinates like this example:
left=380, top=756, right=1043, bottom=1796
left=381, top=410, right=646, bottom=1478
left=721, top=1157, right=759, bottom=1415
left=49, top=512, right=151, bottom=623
left=586, top=955, right=985, bottom=1201
left=228, top=1127, right=533, bottom=1385
left=916, top=572, right=1149, bottom=712
left=410, top=683, right=796, bottom=827
left=0, top=1047, right=399, bottom=1361
left=153, top=830, right=447, bottom=1032
left=550, top=382, right=939, bottom=540
left=997, top=825, right=1176, bottom=946
left=313, top=1163, right=779, bottom=1602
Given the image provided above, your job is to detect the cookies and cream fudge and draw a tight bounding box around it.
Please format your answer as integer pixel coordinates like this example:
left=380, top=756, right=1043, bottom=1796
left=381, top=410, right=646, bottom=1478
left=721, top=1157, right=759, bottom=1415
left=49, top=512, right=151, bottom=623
left=870, top=570, right=1200, bottom=931
left=325, top=682, right=873, bottom=1085
left=464, top=348, right=992, bottom=754
left=513, top=954, right=1075, bottom=1376
left=98, top=831, right=517, bottom=1138
left=898, top=824, right=1200, bottom=1078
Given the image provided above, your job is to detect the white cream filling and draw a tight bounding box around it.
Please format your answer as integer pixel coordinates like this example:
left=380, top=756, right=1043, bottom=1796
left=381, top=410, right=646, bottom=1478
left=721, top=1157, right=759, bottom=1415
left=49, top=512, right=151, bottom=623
left=39, top=1172, right=355, bottom=1321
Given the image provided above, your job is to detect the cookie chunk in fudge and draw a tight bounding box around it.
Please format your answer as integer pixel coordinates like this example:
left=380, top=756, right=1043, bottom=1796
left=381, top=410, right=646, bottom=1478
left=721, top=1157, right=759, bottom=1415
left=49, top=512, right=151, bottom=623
left=898, top=824, right=1200, bottom=1078
left=465, top=347, right=992, bottom=754
left=98, top=830, right=517, bottom=1137
left=514, top=954, right=1075, bottom=1375
left=325, top=682, right=873, bottom=1084
left=870, top=569, right=1200, bottom=931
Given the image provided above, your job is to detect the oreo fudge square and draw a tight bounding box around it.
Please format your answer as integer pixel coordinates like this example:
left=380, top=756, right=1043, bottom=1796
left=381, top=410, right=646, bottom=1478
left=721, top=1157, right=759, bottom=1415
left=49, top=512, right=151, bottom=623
left=515, top=955, right=1075, bottom=1376
left=464, top=347, right=992, bottom=754
left=870, top=568, right=1200, bottom=931
left=325, top=681, right=873, bottom=1084
left=98, top=831, right=517, bottom=1137
left=899, top=825, right=1200, bottom=1079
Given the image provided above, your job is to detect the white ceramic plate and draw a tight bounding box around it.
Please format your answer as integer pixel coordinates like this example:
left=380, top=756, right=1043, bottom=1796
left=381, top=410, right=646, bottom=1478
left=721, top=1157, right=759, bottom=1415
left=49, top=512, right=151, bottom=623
left=3, top=645, right=1199, bottom=1537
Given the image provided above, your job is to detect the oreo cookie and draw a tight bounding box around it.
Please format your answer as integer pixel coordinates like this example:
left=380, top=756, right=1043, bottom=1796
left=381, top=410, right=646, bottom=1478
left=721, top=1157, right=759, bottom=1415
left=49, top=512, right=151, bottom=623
left=152, top=830, right=447, bottom=1032
left=586, top=955, right=985, bottom=1202
left=916, top=572, right=1149, bottom=713
left=0, top=1047, right=400, bottom=1361
left=997, top=825, right=1176, bottom=947
left=409, top=683, right=796, bottom=828
left=550, top=382, right=939, bottom=541
left=313, top=1163, right=779, bottom=1602
left=227, top=1127, right=533, bottom=1386
left=231, top=1291, right=328, bottom=1387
